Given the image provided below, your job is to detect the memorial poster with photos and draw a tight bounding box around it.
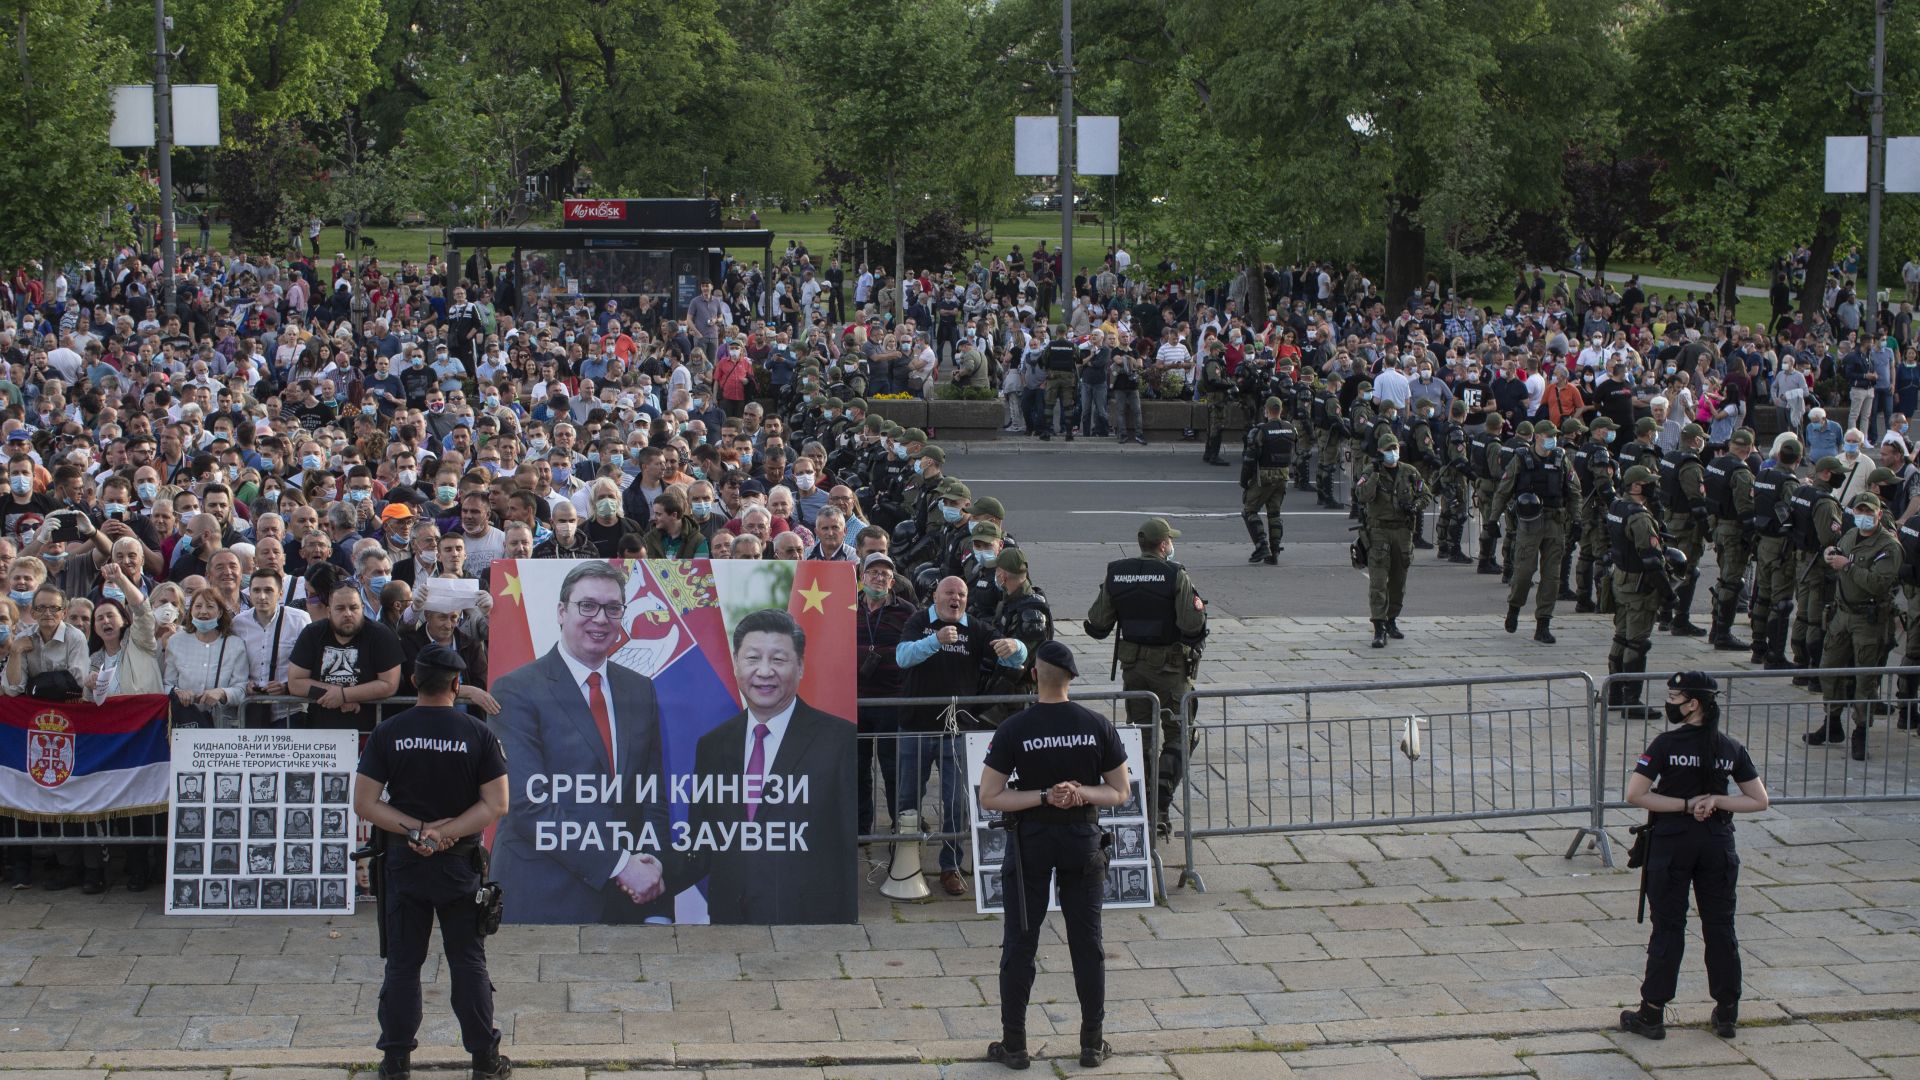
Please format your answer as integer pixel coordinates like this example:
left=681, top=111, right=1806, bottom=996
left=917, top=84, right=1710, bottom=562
left=166, top=729, right=358, bottom=915
left=964, top=726, right=1154, bottom=916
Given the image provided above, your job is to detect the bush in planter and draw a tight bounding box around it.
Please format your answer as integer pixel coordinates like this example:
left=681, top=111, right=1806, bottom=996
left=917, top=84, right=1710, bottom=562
left=935, top=384, right=999, bottom=401
left=1151, top=371, right=1189, bottom=401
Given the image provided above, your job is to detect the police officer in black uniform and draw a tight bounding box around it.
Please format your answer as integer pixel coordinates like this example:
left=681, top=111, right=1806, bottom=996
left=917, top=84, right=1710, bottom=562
left=1619, top=672, right=1770, bottom=1043
left=978, top=641, right=1131, bottom=1072
left=355, top=645, right=512, bottom=1080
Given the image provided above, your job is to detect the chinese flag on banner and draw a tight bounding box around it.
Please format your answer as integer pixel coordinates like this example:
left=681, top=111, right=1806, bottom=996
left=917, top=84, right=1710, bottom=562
left=787, top=561, right=858, bottom=722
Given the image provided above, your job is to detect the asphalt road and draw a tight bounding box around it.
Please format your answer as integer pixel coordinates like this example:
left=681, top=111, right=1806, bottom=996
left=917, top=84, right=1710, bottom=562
left=941, top=444, right=1537, bottom=621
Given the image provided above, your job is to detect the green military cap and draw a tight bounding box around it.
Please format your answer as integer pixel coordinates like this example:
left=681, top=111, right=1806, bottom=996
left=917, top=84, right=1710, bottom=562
left=996, top=546, right=1029, bottom=575
left=1851, top=492, right=1883, bottom=512
left=1680, top=423, right=1706, bottom=440
left=1623, top=465, right=1655, bottom=487
left=825, top=397, right=845, bottom=409
left=848, top=398, right=869, bottom=411
left=1450, top=400, right=1468, bottom=416
left=1730, top=427, right=1755, bottom=447
left=970, top=520, right=1003, bottom=541
left=863, top=415, right=886, bottom=432
left=1138, top=517, right=1182, bottom=542
left=1590, top=416, right=1617, bottom=431
left=1815, top=455, right=1847, bottom=474
left=1357, top=379, right=1374, bottom=392
left=1516, top=421, right=1535, bottom=437
left=1560, top=417, right=1587, bottom=435
left=971, top=496, right=1006, bottom=520
left=1326, top=371, right=1346, bottom=383
left=903, top=427, right=927, bottom=444
left=939, top=479, right=971, bottom=501
left=920, top=445, right=946, bottom=464
left=1378, top=434, right=1401, bottom=450
left=1264, top=395, right=1284, bottom=411
left=1635, top=416, right=1659, bottom=434
left=1869, top=467, right=1897, bottom=486
left=1485, top=414, right=1506, bottom=431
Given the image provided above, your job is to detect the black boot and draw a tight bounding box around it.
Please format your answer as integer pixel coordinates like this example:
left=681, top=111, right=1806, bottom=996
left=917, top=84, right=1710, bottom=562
left=1205, top=434, right=1230, bottom=465
left=1851, top=722, right=1869, bottom=762
left=1245, top=518, right=1269, bottom=564
left=1619, top=1003, right=1666, bottom=1041
left=1477, top=553, right=1499, bottom=575
left=1504, top=606, right=1519, bottom=633
left=1710, top=589, right=1750, bottom=651
left=1371, top=620, right=1388, bottom=648
left=1711, top=1003, right=1738, bottom=1039
left=1794, top=642, right=1825, bottom=688
left=1412, top=518, right=1434, bottom=550
left=1534, top=618, right=1556, bottom=645
left=1670, top=579, right=1705, bottom=637
left=1266, top=522, right=1282, bottom=562
left=1899, top=675, right=1919, bottom=730
left=988, top=1039, right=1031, bottom=1071
left=1804, top=707, right=1848, bottom=746
left=1618, top=653, right=1660, bottom=719
left=1447, top=521, right=1473, bottom=564
left=380, top=1053, right=411, bottom=1080
left=471, top=1052, right=512, bottom=1080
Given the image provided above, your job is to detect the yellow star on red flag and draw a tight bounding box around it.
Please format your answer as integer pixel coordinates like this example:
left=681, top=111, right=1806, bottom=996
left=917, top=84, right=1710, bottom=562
left=797, top=579, right=831, bottom=613
left=501, top=571, right=523, bottom=606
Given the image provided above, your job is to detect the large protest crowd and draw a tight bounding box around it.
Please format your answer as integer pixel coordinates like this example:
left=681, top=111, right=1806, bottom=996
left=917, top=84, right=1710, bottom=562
left=0, top=227, right=1917, bottom=896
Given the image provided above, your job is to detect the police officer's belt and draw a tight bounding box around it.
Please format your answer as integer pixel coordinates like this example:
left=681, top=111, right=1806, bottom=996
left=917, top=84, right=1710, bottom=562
left=1004, top=805, right=1099, bottom=825
left=1836, top=598, right=1885, bottom=618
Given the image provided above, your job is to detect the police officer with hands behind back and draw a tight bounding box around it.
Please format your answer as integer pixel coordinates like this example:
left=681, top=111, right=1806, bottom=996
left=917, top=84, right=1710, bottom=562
left=354, top=644, right=512, bottom=1080
left=978, top=641, right=1130, bottom=1073
left=1620, top=672, right=1770, bottom=1044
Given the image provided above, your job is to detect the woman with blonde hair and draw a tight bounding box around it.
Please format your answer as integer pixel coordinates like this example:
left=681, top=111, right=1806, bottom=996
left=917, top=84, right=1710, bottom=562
left=163, top=587, right=250, bottom=728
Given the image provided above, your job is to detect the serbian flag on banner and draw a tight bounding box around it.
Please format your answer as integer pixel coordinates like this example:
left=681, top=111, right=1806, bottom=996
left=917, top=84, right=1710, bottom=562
left=0, top=694, right=170, bottom=821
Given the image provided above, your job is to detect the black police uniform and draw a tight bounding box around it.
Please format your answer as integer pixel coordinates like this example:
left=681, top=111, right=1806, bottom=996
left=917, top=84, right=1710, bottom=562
left=1629, top=703, right=1756, bottom=1025
left=356, top=656, right=509, bottom=1069
left=983, top=690, right=1127, bottom=1065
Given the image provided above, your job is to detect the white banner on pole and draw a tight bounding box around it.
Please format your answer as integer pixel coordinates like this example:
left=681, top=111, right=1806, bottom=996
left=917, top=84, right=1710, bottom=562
left=1889, top=136, right=1920, bottom=195
left=1078, top=115, right=1119, bottom=175
left=173, top=85, right=222, bottom=147
left=110, top=85, right=156, bottom=148
left=1014, top=116, right=1057, bottom=176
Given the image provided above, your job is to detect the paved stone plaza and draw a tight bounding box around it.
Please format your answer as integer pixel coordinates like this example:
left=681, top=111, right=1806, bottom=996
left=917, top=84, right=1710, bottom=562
left=0, top=612, right=1916, bottom=1078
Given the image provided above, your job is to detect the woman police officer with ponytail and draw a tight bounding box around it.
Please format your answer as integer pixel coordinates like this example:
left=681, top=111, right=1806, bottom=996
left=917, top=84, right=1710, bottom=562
left=1619, top=672, right=1771, bottom=1043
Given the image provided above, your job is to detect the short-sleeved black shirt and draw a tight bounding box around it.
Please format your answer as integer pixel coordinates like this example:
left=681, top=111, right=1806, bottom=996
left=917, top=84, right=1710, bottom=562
left=1632, top=726, right=1757, bottom=832
left=356, top=704, right=507, bottom=826
left=984, top=701, right=1127, bottom=791
left=290, top=617, right=405, bottom=731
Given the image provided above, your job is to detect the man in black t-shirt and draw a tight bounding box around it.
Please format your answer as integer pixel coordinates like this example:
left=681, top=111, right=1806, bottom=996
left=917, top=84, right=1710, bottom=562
left=978, top=641, right=1130, bottom=1071
left=288, top=579, right=404, bottom=732
left=1620, top=672, right=1769, bottom=1043
left=355, top=644, right=510, bottom=1080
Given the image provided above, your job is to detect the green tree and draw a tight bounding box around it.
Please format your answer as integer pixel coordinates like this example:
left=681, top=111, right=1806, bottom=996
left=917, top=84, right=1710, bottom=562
left=0, top=0, right=139, bottom=269
left=1133, top=60, right=1269, bottom=283
left=1631, top=0, right=1920, bottom=313
left=387, top=61, right=576, bottom=227
left=784, top=0, right=980, bottom=318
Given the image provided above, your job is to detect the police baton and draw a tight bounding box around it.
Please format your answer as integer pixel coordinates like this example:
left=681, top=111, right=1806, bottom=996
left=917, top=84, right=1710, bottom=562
left=351, top=838, right=388, bottom=959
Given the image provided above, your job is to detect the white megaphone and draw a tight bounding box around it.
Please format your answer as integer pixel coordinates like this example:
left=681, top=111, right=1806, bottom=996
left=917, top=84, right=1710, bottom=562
left=879, top=809, right=931, bottom=901
left=1399, top=715, right=1426, bottom=762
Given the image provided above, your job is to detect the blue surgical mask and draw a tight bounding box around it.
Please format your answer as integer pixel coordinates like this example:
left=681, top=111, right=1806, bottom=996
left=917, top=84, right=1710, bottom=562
left=940, top=504, right=963, bottom=524
left=301, top=454, right=324, bottom=471
left=691, top=500, right=714, bottom=518
left=552, top=466, right=572, bottom=485
left=436, top=485, right=458, bottom=502
left=362, top=405, right=376, bottom=416
left=913, top=460, right=926, bottom=475
left=7, top=589, right=31, bottom=606
left=894, top=444, right=908, bottom=459
left=7, top=476, right=29, bottom=496
left=102, top=584, right=125, bottom=602
left=973, top=548, right=998, bottom=567
left=369, top=575, right=391, bottom=593
left=1601, top=430, right=1615, bottom=444
left=1541, top=437, right=1557, bottom=452
left=348, top=488, right=371, bottom=503
left=1382, top=450, right=1400, bottom=466
left=1845, top=442, right=1862, bottom=454
left=192, top=616, right=220, bottom=633
left=1855, top=513, right=1877, bottom=531
left=484, top=395, right=499, bottom=408
left=0, top=625, right=12, bottom=644
left=137, top=482, right=158, bottom=502
left=105, top=502, right=127, bottom=518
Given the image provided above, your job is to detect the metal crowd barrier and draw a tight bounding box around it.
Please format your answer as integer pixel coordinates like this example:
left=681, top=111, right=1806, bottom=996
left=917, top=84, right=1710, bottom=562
left=1593, top=666, right=1920, bottom=847
left=1177, top=672, right=1602, bottom=890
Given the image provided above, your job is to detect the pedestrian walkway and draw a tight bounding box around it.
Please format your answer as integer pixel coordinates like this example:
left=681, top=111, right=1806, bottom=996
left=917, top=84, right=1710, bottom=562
left=2, top=615, right=1913, bottom=1078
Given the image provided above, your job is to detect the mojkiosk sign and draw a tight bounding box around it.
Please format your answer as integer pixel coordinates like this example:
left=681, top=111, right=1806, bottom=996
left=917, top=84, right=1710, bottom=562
left=563, top=199, right=630, bottom=224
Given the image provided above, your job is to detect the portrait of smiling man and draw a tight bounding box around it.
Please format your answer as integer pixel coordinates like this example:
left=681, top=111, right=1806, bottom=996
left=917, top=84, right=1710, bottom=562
left=667, top=607, right=857, bottom=924
left=489, top=560, right=671, bottom=924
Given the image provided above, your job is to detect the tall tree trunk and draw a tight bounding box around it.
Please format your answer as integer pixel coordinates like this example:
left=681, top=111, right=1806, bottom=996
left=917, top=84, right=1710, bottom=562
left=1799, top=205, right=1843, bottom=321
left=1717, top=266, right=1743, bottom=321
left=893, top=215, right=906, bottom=326
left=1385, top=194, right=1425, bottom=309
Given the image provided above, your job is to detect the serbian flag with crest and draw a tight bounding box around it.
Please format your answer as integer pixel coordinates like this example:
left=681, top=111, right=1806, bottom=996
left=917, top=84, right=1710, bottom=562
left=0, top=694, right=171, bottom=821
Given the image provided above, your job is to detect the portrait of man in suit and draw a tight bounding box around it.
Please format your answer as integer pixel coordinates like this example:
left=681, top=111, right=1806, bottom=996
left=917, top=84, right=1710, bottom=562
left=668, top=608, right=857, bottom=924
left=490, top=560, right=671, bottom=924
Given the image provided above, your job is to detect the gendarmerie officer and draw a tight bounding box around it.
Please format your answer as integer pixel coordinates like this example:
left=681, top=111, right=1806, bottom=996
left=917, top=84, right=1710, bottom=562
left=1620, top=672, right=1769, bottom=1043
left=1703, top=428, right=1759, bottom=652
left=977, top=641, right=1130, bottom=1072
left=354, top=644, right=511, bottom=1080
left=1809, top=491, right=1904, bottom=760
left=1085, top=517, right=1206, bottom=839
left=1493, top=421, right=1581, bottom=644
left=1240, top=395, right=1297, bottom=565
left=1659, top=423, right=1711, bottom=636
left=1605, top=466, right=1669, bottom=720
left=1750, top=437, right=1803, bottom=669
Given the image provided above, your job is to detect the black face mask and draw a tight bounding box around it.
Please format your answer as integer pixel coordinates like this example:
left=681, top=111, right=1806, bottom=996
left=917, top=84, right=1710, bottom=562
left=1664, top=701, right=1687, bottom=726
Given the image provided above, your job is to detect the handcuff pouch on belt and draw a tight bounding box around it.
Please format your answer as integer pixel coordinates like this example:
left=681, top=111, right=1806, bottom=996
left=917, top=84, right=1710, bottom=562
left=467, top=842, right=504, bottom=937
